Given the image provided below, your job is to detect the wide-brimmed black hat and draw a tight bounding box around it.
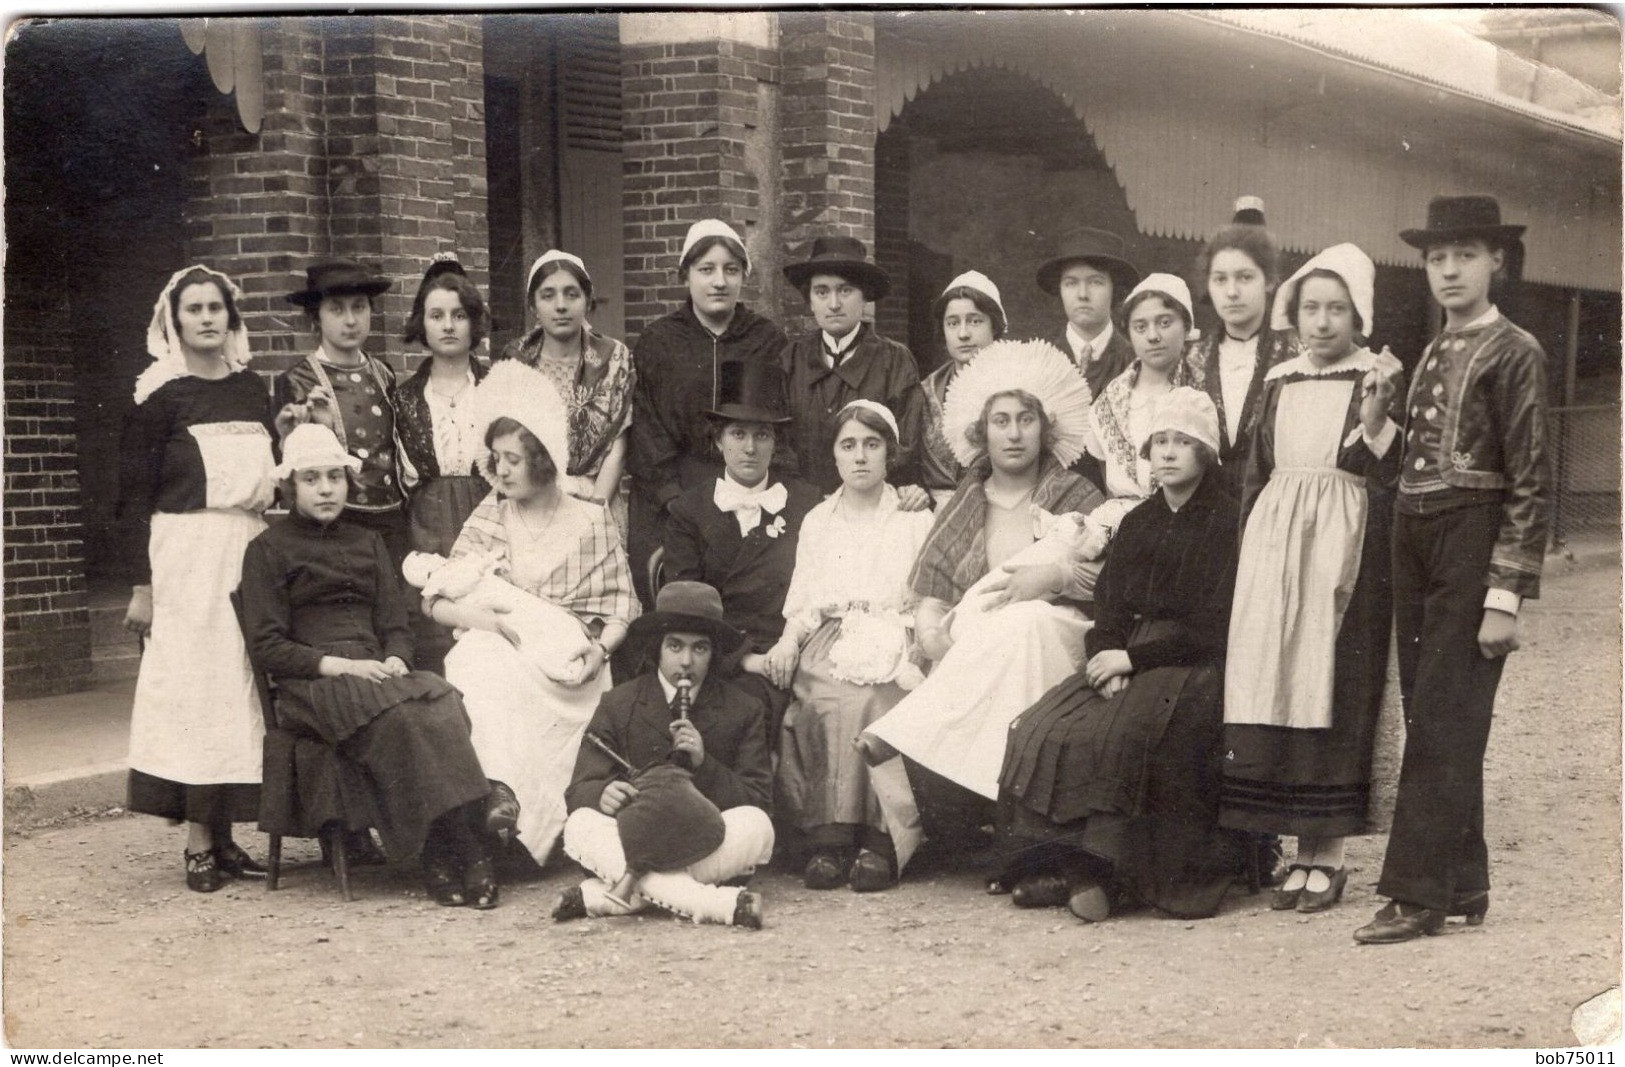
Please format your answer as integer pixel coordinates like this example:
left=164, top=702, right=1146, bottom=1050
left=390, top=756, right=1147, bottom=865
left=624, top=581, right=746, bottom=658
left=1400, top=195, right=1526, bottom=250
left=285, top=259, right=393, bottom=308
left=704, top=359, right=792, bottom=425
left=782, top=235, right=891, bottom=302
left=1035, top=227, right=1140, bottom=297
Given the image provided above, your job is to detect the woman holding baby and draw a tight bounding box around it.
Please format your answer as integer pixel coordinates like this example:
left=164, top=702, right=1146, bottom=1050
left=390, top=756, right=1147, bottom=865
left=857, top=340, right=1102, bottom=877
left=422, top=359, right=639, bottom=868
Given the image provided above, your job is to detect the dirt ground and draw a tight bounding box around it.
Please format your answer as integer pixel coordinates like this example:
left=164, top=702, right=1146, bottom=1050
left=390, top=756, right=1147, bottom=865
left=4, top=550, right=1619, bottom=1049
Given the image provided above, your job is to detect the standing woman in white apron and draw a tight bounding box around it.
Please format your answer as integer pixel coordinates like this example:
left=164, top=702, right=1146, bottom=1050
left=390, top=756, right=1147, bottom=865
left=119, top=265, right=279, bottom=893
left=1219, top=245, right=1403, bottom=914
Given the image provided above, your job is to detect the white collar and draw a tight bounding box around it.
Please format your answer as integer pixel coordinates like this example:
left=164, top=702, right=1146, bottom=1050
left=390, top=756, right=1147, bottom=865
left=1066, top=321, right=1113, bottom=360
left=658, top=672, right=704, bottom=705
left=822, top=323, right=862, bottom=353
left=721, top=470, right=773, bottom=494
left=1264, top=347, right=1381, bottom=383
left=1449, top=305, right=1502, bottom=332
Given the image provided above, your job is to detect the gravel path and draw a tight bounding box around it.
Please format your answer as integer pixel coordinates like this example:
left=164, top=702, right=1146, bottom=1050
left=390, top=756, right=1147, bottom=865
left=5, top=551, right=1618, bottom=1049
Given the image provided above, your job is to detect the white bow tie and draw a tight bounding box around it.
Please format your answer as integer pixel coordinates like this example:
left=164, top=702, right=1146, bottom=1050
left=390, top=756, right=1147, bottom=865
left=713, top=478, right=787, bottom=535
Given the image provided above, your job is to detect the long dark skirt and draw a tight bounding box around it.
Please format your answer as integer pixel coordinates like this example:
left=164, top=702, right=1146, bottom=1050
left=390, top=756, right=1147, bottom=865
left=266, top=671, right=489, bottom=861
left=994, top=663, right=1243, bottom=919
left=127, top=772, right=259, bottom=826
left=408, top=474, right=489, bottom=675
left=1219, top=496, right=1393, bottom=838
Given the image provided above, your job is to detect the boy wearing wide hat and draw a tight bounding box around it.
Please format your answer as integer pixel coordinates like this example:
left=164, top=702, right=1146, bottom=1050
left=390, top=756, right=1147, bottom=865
left=1036, top=227, right=1140, bottom=492
left=781, top=235, right=926, bottom=504
left=1355, top=195, right=1550, bottom=944
left=554, top=581, right=773, bottom=928
left=275, top=259, right=408, bottom=562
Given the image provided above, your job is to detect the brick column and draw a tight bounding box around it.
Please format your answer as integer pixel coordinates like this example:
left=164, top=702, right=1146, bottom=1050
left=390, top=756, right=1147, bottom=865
left=185, top=16, right=328, bottom=373
left=620, top=13, right=783, bottom=341
left=776, top=12, right=878, bottom=331
left=186, top=15, right=488, bottom=375
left=3, top=263, right=92, bottom=698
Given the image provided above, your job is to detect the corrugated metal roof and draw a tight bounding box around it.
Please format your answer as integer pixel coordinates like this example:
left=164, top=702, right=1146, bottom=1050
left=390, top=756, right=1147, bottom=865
left=874, top=10, right=1621, bottom=292
left=1196, top=9, right=1621, bottom=142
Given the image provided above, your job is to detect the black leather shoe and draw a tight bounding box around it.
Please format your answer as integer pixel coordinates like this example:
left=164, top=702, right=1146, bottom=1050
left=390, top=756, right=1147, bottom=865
left=185, top=849, right=222, bottom=893
left=733, top=890, right=764, bottom=930
left=803, top=852, right=847, bottom=891
left=1011, top=874, right=1071, bottom=909
left=1296, top=866, right=1347, bottom=914
left=552, top=885, right=588, bottom=922
left=1450, top=890, right=1490, bottom=926
left=464, top=858, right=500, bottom=910
left=214, top=840, right=268, bottom=880
left=485, top=781, right=520, bottom=840
left=848, top=849, right=896, bottom=893
left=1353, top=901, right=1445, bottom=944
left=423, top=858, right=466, bottom=907
left=1067, top=876, right=1111, bottom=923
left=1271, top=864, right=1310, bottom=911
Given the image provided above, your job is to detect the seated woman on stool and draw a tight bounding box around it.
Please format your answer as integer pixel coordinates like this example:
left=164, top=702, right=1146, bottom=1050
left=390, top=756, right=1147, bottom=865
left=240, top=424, right=499, bottom=908
left=993, top=388, right=1245, bottom=923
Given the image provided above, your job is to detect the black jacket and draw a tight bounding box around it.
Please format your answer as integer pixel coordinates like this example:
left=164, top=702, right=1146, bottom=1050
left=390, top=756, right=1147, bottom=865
left=565, top=672, right=773, bottom=816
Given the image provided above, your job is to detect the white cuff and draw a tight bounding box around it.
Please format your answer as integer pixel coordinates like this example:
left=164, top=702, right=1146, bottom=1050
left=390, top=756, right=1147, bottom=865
left=1349, top=417, right=1398, bottom=459
left=1483, top=588, right=1522, bottom=615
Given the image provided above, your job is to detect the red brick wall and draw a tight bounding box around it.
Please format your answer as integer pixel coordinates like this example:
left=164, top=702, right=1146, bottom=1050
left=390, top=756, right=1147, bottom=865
left=4, top=264, right=93, bottom=698
left=777, top=13, right=878, bottom=333
left=621, top=39, right=782, bottom=341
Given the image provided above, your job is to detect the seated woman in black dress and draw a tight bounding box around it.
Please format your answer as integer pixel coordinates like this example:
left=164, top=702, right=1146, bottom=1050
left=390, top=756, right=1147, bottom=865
left=240, top=423, right=499, bottom=909
left=993, top=387, right=1246, bottom=923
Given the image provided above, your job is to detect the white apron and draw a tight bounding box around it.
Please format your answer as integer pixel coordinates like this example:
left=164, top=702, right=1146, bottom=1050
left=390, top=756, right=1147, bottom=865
left=127, top=509, right=267, bottom=784
left=1225, top=378, right=1367, bottom=730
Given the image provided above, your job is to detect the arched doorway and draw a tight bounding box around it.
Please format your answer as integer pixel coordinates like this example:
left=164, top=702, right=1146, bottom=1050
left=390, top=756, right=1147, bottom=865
left=874, top=65, right=1201, bottom=369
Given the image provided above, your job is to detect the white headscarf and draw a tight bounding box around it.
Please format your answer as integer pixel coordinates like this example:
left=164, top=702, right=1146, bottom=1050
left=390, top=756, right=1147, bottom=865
left=133, top=265, right=253, bottom=405
left=1271, top=243, right=1376, bottom=337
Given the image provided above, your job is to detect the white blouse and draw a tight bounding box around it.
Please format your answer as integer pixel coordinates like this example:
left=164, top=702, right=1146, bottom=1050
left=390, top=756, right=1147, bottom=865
left=425, top=368, right=484, bottom=480
left=780, top=485, right=935, bottom=646
left=1217, top=334, right=1261, bottom=445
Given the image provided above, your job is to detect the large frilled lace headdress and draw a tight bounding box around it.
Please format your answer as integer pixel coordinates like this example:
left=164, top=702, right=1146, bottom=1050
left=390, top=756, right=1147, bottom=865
left=940, top=339, right=1093, bottom=469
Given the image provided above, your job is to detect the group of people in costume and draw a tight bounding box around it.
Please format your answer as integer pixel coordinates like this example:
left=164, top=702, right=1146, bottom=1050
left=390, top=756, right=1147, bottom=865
left=118, top=191, right=1548, bottom=943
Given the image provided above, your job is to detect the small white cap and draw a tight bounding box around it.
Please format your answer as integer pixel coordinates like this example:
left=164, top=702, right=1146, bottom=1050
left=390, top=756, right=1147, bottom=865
left=940, top=270, right=1005, bottom=321
left=525, top=250, right=591, bottom=298
left=1144, top=386, right=1222, bottom=459
left=1125, top=272, right=1195, bottom=325
left=679, top=219, right=750, bottom=275
left=275, top=423, right=362, bottom=480
left=1271, top=242, right=1376, bottom=335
